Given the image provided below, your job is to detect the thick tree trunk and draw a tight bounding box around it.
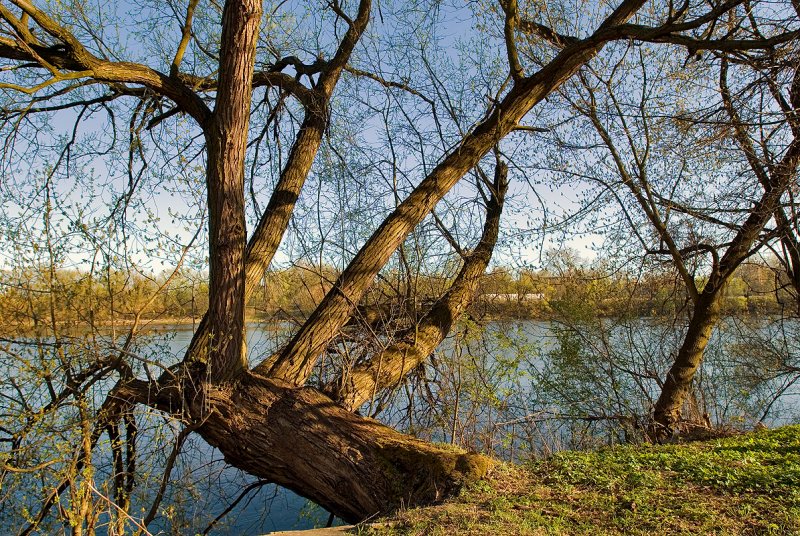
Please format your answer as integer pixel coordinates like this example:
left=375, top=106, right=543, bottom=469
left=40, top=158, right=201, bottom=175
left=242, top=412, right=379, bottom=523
left=124, top=1, right=650, bottom=525
left=651, top=291, right=721, bottom=439
left=183, top=1, right=372, bottom=371
left=196, top=373, right=491, bottom=523
left=185, top=111, right=327, bottom=370
left=202, top=0, right=262, bottom=382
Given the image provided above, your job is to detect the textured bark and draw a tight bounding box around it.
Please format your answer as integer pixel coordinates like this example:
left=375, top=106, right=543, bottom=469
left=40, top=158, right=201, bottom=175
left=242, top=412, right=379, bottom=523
left=650, top=292, right=721, bottom=439
left=185, top=111, right=327, bottom=370
left=329, top=164, right=508, bottom=410
left=197, top=373, right=491, bottom=523
left=183, top=1, right=372, bottom=370
left=202, top=0, right=262, bottom=382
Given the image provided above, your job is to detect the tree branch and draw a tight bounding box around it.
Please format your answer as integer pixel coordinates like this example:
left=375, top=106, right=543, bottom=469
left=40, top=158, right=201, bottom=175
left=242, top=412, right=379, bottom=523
left=261, top=0, right=649, bottom=385
left=0, top=1, right=211, bottom=124
left=328, top=163, right=508, bottom=410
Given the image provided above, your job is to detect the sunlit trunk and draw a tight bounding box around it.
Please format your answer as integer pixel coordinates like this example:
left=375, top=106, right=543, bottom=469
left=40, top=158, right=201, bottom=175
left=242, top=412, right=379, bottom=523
left=196, top=373, right=491, bottom=522
left=651, top=292, right=721, bottom=439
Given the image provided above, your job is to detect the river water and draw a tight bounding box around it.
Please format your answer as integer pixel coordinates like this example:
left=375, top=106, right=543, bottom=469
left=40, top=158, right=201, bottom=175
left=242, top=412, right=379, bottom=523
left=3, top=317, right=799, bottom=534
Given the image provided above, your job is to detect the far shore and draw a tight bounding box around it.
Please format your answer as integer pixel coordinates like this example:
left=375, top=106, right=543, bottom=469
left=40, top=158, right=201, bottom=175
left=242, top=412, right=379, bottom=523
left=0, top=301, right=786, bottom=336
left=0, top=314, right=273, bottom=334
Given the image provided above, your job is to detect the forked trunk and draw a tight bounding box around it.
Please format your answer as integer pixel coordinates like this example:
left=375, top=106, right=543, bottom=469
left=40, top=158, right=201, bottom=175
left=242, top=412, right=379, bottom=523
left=195, top=373, right=491, bottom=522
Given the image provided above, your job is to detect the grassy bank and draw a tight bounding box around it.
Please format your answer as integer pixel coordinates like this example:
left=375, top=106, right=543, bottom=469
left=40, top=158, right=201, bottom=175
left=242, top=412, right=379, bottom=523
left=364, top=426, right=800, bottom=535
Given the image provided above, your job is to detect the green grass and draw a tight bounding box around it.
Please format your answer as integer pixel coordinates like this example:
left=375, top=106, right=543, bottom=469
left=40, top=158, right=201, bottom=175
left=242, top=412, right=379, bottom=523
left=362, top=425, right=800, bottom=535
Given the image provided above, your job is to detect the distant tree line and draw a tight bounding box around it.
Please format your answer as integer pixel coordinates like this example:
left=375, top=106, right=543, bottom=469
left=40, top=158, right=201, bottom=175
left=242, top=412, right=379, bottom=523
left=1, top=256, right=791, bottom=332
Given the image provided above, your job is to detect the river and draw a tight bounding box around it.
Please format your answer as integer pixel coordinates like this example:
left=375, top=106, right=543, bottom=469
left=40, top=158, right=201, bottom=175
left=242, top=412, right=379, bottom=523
left=2, top=317, right=799, bottom=534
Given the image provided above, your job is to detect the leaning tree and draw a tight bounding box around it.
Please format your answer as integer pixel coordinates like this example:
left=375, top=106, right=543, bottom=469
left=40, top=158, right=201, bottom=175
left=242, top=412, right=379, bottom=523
left=529, top=1, right=800, bottom=439
left=0, top=0, right=788, bottom=532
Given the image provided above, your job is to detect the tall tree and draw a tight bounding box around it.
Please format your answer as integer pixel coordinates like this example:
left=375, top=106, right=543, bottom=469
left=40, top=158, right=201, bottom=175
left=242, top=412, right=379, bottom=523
left=532, top=2, right=800, bottom=439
